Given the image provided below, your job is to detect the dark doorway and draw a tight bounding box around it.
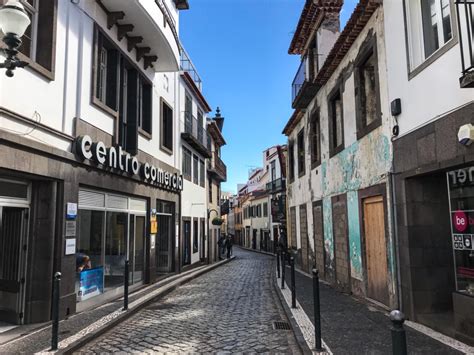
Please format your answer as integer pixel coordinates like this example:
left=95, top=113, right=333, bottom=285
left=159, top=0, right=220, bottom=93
left=183, top=219, right=191, bottom=266
left=0, top=207, right=29, bottom=324
left=252, top=229, right=257, bottom=249
left=332, top=194, right=350, bottom=293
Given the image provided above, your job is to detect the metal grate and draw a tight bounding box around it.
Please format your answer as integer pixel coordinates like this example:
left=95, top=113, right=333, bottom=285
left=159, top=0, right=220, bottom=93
left=273, top=321, right=291, bottom=330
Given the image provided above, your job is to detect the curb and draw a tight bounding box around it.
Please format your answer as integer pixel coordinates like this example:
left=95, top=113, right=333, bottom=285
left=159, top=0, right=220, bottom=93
left=235, top=245, right=275, bottom=257
left=55, top=256, right=235, bottom=354
left=273, top=273, right=313, bottom=355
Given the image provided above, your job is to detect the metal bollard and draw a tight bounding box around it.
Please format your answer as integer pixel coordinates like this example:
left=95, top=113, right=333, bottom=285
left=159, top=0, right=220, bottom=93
left=51, top=271, right=61, bottom=351
left=281, top=251, right=285, bottom=289
left=123, top=260, right=129, bottom=311
left=276, top=250, right=281, bottom=279
left=290, top=256, right=296, bottom=308
left=312, top=269, right=323, bottom=352
left=390, top=310, right=407, bottom=355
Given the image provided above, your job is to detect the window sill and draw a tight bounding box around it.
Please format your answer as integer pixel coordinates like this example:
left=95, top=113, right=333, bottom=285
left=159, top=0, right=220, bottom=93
left=160, top=144, right=173, bottom=156
left=311, top=160, right=321, bottom=170
left=329, top=144, right=344, bottom=158
left=139, top=128, right=152, bottom=140
left=407, top=38, right=457, bottom=81
left=184, top=175, right=191, bottom=181
left=356, top=118, right=382, bottom=140
left=298, top=170, right=306, bottom=178
left=91, top=97, right=119, bottom=119
left=15, top=51, right=55, bottom=81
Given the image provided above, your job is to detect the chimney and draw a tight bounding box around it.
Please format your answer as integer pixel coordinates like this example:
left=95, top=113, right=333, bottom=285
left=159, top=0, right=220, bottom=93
left=315, top=1, right=342, bottom=72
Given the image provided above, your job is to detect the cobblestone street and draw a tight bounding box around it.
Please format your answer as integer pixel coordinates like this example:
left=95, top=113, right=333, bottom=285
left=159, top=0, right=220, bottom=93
left=76, top=248, right=301, bottom=354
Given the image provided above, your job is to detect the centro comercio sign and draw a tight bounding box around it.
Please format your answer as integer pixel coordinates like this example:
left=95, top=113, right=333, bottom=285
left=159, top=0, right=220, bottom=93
left=74, top=135, right=183, bottom=192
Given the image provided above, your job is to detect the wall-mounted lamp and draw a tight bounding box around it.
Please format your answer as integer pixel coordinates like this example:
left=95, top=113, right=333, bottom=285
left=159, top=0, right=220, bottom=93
left=0, top=0, right=31, bottom=77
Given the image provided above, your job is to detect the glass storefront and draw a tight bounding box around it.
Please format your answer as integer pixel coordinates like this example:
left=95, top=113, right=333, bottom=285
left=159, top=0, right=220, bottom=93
left=156, top=200, right=175, bottom=274
left=76, top=189, right=146, bottom=302
left=447, top=168, right=474, bottom=296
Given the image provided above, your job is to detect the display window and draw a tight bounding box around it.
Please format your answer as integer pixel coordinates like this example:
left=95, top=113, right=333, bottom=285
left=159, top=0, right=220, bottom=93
left=76, top=190, right=147, bottom=302
left=447, top=168, right=474, bottom=296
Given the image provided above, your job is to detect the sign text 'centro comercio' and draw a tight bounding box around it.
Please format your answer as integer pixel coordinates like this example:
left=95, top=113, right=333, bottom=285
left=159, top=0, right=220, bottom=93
left=74, top=135, right=183, bottom=191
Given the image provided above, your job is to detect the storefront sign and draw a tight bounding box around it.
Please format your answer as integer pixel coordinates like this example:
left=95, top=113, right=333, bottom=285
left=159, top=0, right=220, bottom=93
left=67, top=202, right=77, bottom=219
left=150, top=216, right=158, bottom=234
left=150, top=234, right=156, bottom=249
left=78, top=267, right=104, bottom=302
left=65, top=238, right=76, bottom=255
left=74, top=135, right=183, bottom=192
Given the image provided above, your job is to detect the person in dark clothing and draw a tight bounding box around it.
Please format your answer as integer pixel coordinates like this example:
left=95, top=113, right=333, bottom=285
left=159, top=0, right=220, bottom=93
left=226, top=235, right=233, bottom=259
left=217, top=235, right=225, bottom=260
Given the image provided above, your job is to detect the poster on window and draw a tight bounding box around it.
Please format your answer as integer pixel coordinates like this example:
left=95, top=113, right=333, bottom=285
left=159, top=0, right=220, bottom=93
left=447, top=167, right=474, bottom=295
left=78, top=267, right=104, bottom=302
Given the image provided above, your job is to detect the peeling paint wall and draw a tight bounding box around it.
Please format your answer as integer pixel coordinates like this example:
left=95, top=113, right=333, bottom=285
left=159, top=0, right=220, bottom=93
left=286, top=6, right=397, bottom=307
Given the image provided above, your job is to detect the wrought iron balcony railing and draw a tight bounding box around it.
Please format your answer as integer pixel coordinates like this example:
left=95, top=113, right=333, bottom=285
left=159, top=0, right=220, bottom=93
left=214, top=152, right=227, bottom=182
left=456, top=0, right=474, bottom=87
left=180, top=48, right=202, bottom=91
left=181, top=112, right=211, bottom=158
left=292, top=59, right=306, bottom=103
left=266, top=178, right=286, bottom=193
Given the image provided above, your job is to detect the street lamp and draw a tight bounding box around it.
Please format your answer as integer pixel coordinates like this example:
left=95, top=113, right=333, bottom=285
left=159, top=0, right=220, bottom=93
left=207, top=208, right=219, bottom=264
left=0, top=0, right=31, bottom=77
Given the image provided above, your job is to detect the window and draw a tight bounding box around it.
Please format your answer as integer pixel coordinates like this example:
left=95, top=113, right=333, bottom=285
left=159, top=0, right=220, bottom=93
left=183, top=147, right=192, bottom=181
left=263, top=202, right=268, bottom=217
left=355, top=40, right=381, bottom=139
left=161, top=99, right=173, bottom=153
left=209, top=177, right=213, bottom=202
left=310, top=109, right=321, bottom=168
left=329, top=89, right=344, bottom=157
left=199, top=159, right=205, bottom=187
left=18, top=0, right=56, bottom=75
left=405, top=0, right=453, bottom=71
left=288, top=140, right=295, bottom=182
left=184, top=94, right=193, bottom=133
left=193, top=219, right=198, bottom=253
left=193, top=154, right=199, bottom=184
left=197, top=110, right=204, bottom=143
left=297, top=128, right=305, bottom=177
left=93, top=29, right=153, bottom=154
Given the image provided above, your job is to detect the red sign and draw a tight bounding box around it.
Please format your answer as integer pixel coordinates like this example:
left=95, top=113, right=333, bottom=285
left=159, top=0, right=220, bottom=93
left=453, top=211, right=468, bottom=233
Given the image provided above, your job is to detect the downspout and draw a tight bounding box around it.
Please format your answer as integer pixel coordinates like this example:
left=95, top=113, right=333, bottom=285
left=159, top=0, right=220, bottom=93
left=389, top=171, right=402, bottom=311
left=74, top=3, right=84, bottom=136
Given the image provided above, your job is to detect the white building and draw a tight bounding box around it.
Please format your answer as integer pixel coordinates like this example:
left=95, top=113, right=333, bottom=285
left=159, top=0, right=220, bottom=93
left=0, top=0, right=227, bottom=326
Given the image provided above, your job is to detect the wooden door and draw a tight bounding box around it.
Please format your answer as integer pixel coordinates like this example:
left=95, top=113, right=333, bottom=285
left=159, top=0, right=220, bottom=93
left=312, top=202, right=325, bottom=279
left=299, top=204, right=309, bottom=273
left=363, top=196, right=389, bottom=305
left=332, top=195, right=350, bottom=293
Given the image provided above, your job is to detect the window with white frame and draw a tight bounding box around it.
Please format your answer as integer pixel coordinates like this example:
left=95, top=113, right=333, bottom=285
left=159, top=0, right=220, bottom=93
left=405, top=0, right=453, bottom=70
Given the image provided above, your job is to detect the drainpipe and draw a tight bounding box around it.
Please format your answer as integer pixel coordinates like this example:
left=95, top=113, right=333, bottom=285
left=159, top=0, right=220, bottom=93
left=74, top=4, right=84, bottom=136
left=389, top=171, right=402, bottom=311
left=61, top=0, right=71, bottom=133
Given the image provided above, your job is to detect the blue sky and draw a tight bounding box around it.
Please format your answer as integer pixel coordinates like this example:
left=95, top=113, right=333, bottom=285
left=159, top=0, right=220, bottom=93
left=180, top=0, right=358, bottom=193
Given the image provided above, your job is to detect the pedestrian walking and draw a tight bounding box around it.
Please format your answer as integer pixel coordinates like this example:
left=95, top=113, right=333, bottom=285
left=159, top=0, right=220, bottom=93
left=226, top=235, right=233, bottom=259
left=217, top=235, right=225, bottom=260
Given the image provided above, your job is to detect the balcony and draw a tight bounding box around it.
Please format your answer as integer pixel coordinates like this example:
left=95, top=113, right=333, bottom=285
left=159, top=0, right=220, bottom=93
left=208, top=152, right=227, bottom=182
left=266, top=178, right=286, bottom=193
left=291, top=55, right=319, bottom=109
left=181, top=49, right=202, bottom=91
left=181, top=113, right=212, bottom=158
left=457, top=1, right=474, bottom=87
left=101, top=0, right=180, bottom=72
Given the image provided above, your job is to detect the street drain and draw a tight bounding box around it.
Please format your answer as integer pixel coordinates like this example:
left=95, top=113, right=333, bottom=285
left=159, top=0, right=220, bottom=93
left=273, top=321, right=291, bottom=330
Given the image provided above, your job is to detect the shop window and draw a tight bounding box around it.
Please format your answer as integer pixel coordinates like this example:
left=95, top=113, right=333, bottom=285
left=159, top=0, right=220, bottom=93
left=161, top=99, right=173, bottom=153
left=404, top=0, right=453, bottom=71
left=297, top=128, right=305, bottom=177
left=288, top=140, right=295, bottom=182
left=199, top=159, right=205, bottom=187
left=448, top=168, right=474, bottom=296
left=193, top=219, right=198, bottom=253
left=183, top=147, right=192, bottom=181
left=193, top=154, right=199, bottom=185
left=18, top=0, right=56, bottom=75
left=328, top=89, right=344, bottom=157
left=355, top=41, right=381, bottom=139
left=105, top=212, right=128, bottom=289
left=310, top=109, right=321, bottom=168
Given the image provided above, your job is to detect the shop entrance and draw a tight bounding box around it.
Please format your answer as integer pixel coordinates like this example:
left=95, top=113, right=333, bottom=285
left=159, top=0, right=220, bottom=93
left=0, top=178, right=30, bottom=325
left=0, top=207, right=29, bottom=324
left=156, top=200, right=175, bottom=274
left=183, top=219, right=191, bottom=265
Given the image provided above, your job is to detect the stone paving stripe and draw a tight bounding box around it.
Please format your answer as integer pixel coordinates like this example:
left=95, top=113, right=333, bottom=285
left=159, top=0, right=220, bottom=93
left=276, top=270, right=332, bottom=355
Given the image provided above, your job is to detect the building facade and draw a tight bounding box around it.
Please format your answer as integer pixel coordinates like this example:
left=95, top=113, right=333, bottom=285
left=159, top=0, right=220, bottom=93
left=283, top=0, right=396, bottom=308
left=385, top=0, right=474, bottom=343
left=0, top=0, right=227, bottom=326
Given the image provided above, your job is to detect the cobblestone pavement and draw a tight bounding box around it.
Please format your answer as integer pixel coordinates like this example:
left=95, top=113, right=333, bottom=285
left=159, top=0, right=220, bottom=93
left=284, top=265, right=463, bottom=355
left=77, top=248, right=301, bottom=354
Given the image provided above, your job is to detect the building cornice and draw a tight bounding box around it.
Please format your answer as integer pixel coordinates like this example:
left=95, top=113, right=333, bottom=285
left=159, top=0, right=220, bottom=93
left=181, top=72, right=212, bottom=113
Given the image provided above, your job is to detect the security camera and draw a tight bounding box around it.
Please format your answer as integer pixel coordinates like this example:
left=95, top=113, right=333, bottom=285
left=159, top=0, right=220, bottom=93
left=458, top=124, right=474, bottom=146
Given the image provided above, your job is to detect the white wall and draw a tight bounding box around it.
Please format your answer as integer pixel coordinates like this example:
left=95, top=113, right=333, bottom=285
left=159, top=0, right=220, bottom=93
left=383, top=1, right=474, bottom=138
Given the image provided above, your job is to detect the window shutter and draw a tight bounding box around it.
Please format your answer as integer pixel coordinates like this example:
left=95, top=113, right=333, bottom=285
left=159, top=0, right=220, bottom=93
left=126, top=69, right=139, bottom=156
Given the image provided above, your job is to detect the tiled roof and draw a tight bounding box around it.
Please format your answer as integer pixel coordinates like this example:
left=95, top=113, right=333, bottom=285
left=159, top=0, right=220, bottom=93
left=288, top=0, right=343, bottom=55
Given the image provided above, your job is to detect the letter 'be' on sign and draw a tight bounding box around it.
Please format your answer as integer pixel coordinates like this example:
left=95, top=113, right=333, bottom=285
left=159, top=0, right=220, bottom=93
left=150, top=215, right=158, bottom=234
